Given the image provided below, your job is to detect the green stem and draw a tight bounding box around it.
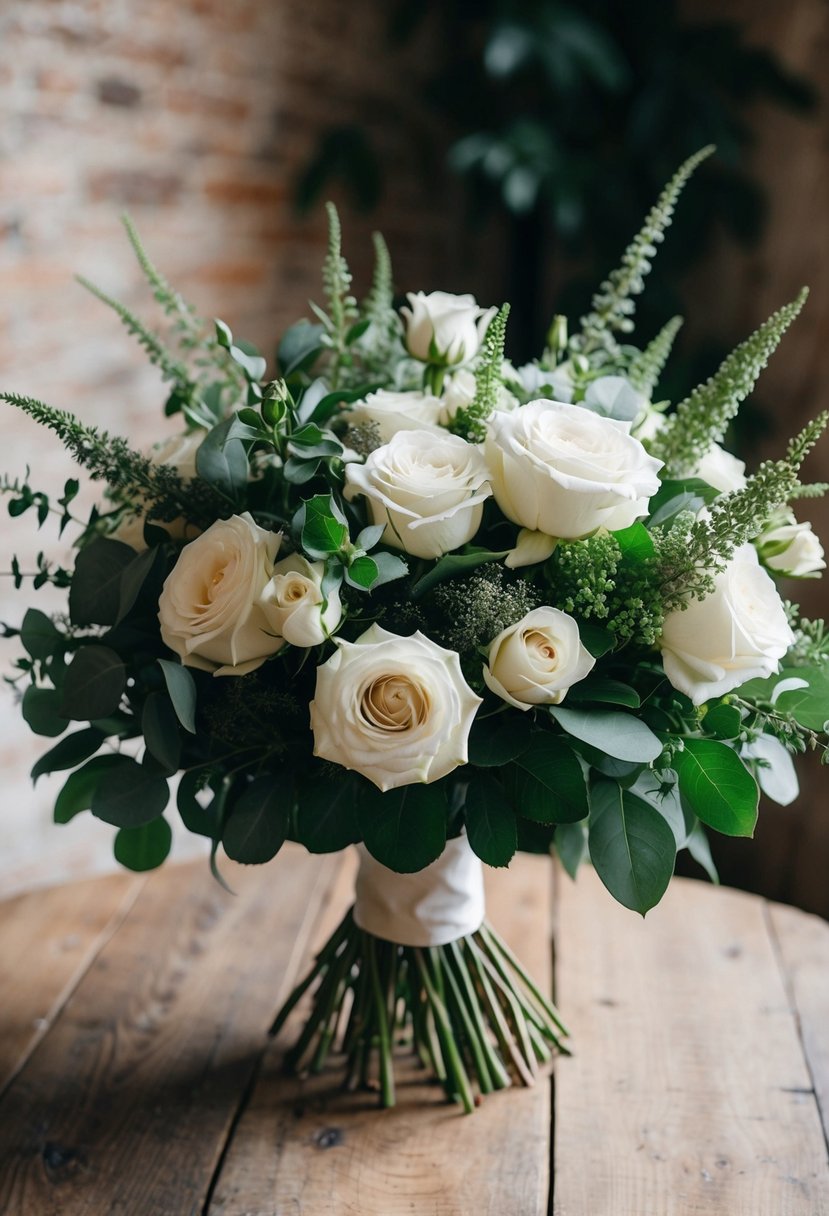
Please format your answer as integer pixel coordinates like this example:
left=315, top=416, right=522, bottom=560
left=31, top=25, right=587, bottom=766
left=368, top=934, right=395, bottom=1108
left=414, top=948, right=475, bottom=1114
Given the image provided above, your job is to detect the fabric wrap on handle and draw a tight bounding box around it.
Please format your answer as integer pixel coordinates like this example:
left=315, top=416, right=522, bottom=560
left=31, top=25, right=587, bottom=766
left=353, top=835, right=485, bottom=947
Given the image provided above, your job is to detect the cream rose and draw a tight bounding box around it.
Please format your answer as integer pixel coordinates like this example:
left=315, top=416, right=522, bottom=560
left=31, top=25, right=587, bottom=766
left=401, top=291, right=496, bottom=366
left=485, top=400, right=663, bottom=539
left=660, top=544, right=795, bottom=706
left=757, top=515, right=825, bottom=578
left=483, top=607, right=595, bottom=710
left=158, top=512, right=284, bottom=676
left=438, top=368, right=518, bottom=426
left=347, top=389, right=444, bottom=444
left=112, top=429, right=204, bottom=550
left=343, top=430, right=492, bottom=559
left=310, top=624, right=482, bottom=792
left=259, top=554, right=342, bottom=647
left=693, top=444, right=747, bottom=494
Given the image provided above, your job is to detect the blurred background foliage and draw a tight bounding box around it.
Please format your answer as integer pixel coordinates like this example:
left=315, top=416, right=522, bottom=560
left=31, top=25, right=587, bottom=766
left=296, top=0, right=816, bottom=390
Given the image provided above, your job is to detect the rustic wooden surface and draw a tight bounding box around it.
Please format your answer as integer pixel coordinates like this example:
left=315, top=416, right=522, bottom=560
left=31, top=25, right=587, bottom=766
left=0, top=848, right=827, bottom=1215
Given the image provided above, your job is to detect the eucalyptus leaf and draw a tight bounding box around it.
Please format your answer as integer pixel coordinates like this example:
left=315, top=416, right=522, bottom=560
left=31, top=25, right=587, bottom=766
left=464, top=771, right=517, bottom=867
left=158, top=659, right=197, bottom=733
left=141, top=692, right=181, bottom=773
left=295, top=771, right=362, bottom=853
left=588, top=780, right=676, bottom=915
left=411, top=548, right=510, bottom=599
left=551, top=705, right=663, bottom=764
left=91, top=757, right=169, bottom=827
left=32, top=728, right=104, bottom=781
left=468, top=710, right=532, bottom=767
left=22, top=686, right=67, bottom=738
left=646, top=478, right=719, bottom=529
left=54, top=754, right=125, bottom=823
left=673, top=739, right=758, bottom=837
left=114, top=817, right=173, bottom=872
left=69, top=538, right=135, bottom=626
left=60, top=647, right=126, bottom=721
left=222, top=777, right=289, bottom=864
left=195, top=417, right=248, bottom=498
left=20, top=608, right=61, bottom=660
left=554, top=820, right=588, bottom=879
left=358, top=783, right=448, bottom=873
left=567, top=677, right=640, bottom=708
left=505, top=733, right=588, bottom=823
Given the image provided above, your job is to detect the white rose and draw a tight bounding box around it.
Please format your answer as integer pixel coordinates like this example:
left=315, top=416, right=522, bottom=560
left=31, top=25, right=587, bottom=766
left=158, top=512, right=284, bottom=676
left=484, top=607, right=596, bottom=710
left=310, top=624, right=482, bottom=792
left=401, top=291, right=496, bottom=365
left=693, top=444, right=747, bottom=494
left=660, top=544, right=795, bottom=706
left=343, top=429, right=492, bottom=559
left=485, top=400, right=663, bottom=539
left=259, top=554, right=342, bottom=647
left=347, top=389, right=444, bottom=444
left=758, top=516, right=826, bottom=578
left=111, top=430, right=205, bottom=550
left=438, top=368, right=518, bottom=426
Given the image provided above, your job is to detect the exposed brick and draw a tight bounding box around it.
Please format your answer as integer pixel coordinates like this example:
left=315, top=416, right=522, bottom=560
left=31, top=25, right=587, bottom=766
left=86, top=169, right=184, bottom=204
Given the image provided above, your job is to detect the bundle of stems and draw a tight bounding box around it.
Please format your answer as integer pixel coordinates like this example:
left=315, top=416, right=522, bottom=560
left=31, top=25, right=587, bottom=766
left=269, top=909, right=569, bottom=1114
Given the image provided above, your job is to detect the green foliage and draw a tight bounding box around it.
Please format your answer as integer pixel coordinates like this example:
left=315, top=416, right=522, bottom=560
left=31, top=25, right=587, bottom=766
left=577, top=146, right=714, bottom=356
left=317, top=202, right=359, bottom=387
left=90, top=757, right=169, bottom=828
left=652, top=289, right=809, bottom=476
left=429, top=564, right=538, bottom=658
left=357, top=783, right=448, bottom=872
left=672, top=740, right=759, bottom=837
left=503, top=733, right=588, bottom=823
left=551, top=706, right=664, bottom=764
left=627, top=315, right=683, bottom=396
left=463, top=771, right=517, bottom=867
left=222, top=777, right=290, bottom=864
left=59, top=646, right=126, bottom=721
left=450, top=304, right=510, bottom=442
left=588, top=780, right=676, bottom=915
left=114, top=818, right=173, bottom=871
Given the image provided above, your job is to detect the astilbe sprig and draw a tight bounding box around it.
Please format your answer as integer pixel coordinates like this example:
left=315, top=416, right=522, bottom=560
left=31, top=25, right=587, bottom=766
left=314, top=202, right=359, bottom=389
left=545, top=534, right=665, bottom=647
left=651, top=289, right=809, bottom=476
left=450, top=304, right=510, bottom=443
left=627, top=315, right=684, bottom=397
left=0, top=392, right=226, bottom=527
left=576, top=145, right=714, bottom=357
left=657, top=411, right=829, bottom=609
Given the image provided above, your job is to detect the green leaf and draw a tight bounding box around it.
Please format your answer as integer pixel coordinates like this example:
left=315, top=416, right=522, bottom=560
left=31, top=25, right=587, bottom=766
left=628, top=770, right=686, bottom=847
left=567, top=677, right=640, bottom=708
left=54, top=754, right=125, bottom=823
left=158, top=659, right=197, bottom=733
left=344, top=554, right=379, bottom=590
left=295, top=771, right=362, bottom=853
left=551, top=706, right=663, bottom=764
left=288, top=423, right=342, bottom=459
left=464, top=771, right=517, bottom=867
left=468, top=710, right=531, bottom=767
left=368, top=551, right=408, bottom=588
left=673, top=739, right=758, bottom=837
left=283, top=455, right=321, bottom=485
left=772, top=667, right=829, bottom=732
left=141, top=693, right=181, bottom=773
left=505, top=733, right=588, bottom=823
left=555, top=820, right=588, bottom=880
left=613, top=521, right=655, bottom=562
left=20, top=608, right=61, bottom=660
left=31, top=728, right=104, bottom=781
left=59, top=646, right=126, bottom=721
left=195, top=417, right=248, bottom=498
left=114, top=817, right=172, bottom=871
left=69, top=538, right=136, bottom=626
left=117, top=546, right=164, bottom=623
left=358, top=783, right=448, bottom=873
left=91, top=757, right=169, bottom=828
left=278, top=320, right=325, bottom=376
left=575, top=621, right=615, bottom=658
left=702, top=702, right=743, bottom=739
left=222, top=777, right=289, bottom=864
left=685, top=820, right=720, bottom=884
left=356, top=524, right=386, bottom=550
left=588, top=781, right=676, bottom=915
left=176, top=772, right=221, bottom=838
left=646, top=478, right=719, bottom=529
left=22, top=686, right=67, bottom=737
left=410, top=548, right=509, bottom=599
left=297, top=494, right=349, bottom=558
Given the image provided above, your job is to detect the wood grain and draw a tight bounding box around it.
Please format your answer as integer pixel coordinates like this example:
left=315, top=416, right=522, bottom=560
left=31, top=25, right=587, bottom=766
left=768, top=901, right=829, bottom=1151
left=208, top=853, right=554, bottom=1216
left=0, top=847, right=338, bottom=1216
left=552, top=866, right=829, bottom=1216
left=0, top=870, right=145, bottom=1095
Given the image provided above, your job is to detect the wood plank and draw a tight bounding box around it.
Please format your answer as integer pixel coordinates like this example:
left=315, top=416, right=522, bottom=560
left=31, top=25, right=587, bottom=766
left=208, top=853, right=554, bottom=1216
left=552, top=867, right=829, bottom=1216
left=0, top=870, right=145, bottom=1094
left=0, top=846, right=339, bottom=1216
left=768, top=901, right=829, bottom=1150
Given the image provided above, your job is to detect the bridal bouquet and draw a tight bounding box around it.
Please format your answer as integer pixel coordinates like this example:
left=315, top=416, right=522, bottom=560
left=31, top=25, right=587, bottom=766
left=4, top=147, right=828, bottom=1113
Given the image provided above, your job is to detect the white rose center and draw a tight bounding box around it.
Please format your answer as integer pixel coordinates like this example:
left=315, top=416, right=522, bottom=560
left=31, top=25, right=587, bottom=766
left=360, top=674, right=430, bottom=732
left=525, top=628, right=559, bottom=670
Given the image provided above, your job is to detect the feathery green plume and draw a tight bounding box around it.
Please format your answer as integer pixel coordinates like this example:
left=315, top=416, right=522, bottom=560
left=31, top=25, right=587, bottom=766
left=0, top=392, right=225, bottom=526
left=364, top=231, right=394, bottom=320
left=321, top=202, right=357, bottom=338
left=451, top=304, right=510, bottom=443
left=628, top=316, right=683, bottom=396
left=578, top=146, right=714, bottom=355
left=76, top=274, right=196, bottom=394
left=658, top=410, right=829, bottom=607
left=652, top=289, right=809, bottom=476
left=788, top=482, right=829, bottom=500
left=121, top=213, right=198, bottom=333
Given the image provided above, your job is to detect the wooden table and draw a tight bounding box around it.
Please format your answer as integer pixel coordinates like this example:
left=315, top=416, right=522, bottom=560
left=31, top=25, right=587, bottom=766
left=1, top=847, right=828, bottom=1215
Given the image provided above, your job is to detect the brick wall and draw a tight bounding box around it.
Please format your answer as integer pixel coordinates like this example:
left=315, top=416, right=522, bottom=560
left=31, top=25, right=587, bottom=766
left=0, top=0, right=486, bottom=894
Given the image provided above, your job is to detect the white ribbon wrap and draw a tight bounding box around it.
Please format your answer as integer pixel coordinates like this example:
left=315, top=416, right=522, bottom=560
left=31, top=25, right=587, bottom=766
left=353, top=835, right=485, bottom=947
